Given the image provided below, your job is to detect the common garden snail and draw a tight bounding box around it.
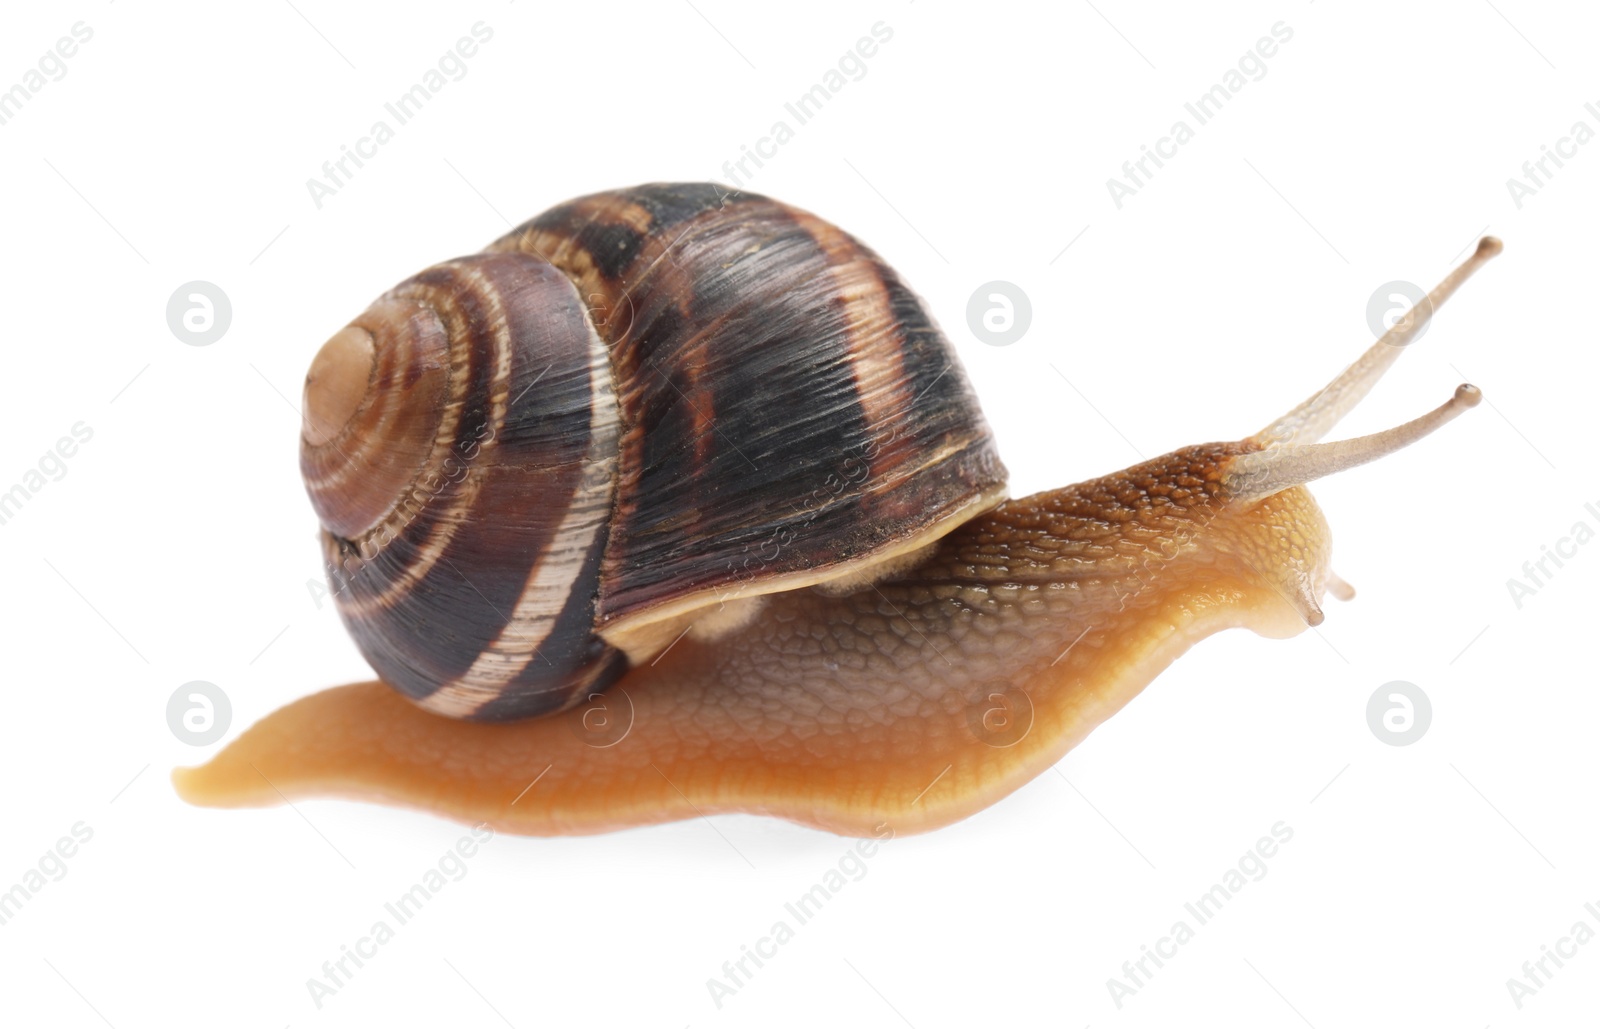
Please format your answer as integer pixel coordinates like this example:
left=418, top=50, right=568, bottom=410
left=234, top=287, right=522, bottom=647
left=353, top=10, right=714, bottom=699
left=175, top=183, right=1501, bottom=836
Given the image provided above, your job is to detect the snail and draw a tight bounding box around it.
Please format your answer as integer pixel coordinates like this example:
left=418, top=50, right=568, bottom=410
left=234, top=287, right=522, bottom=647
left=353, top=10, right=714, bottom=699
left=174, top=183, right=1501, bottom=836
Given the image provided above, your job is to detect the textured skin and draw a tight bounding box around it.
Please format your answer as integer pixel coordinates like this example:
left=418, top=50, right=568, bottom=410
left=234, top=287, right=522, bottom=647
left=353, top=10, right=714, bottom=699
left=175, top=443, right=1338, bottom=836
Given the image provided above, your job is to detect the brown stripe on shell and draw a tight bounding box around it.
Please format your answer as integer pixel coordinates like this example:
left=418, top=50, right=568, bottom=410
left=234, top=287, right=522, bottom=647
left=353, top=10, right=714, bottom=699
left=788, top=210, right=911, bottom=489
left=301, top=297, right=453, bottom=539
left=487, top=184, right=1007, bottom=652
left=416, top=311, right=622, bottom=719
left=331, top=260, right=512, bottom=617
left=301, top=181, right=1008, bottom=718
left=317, top=253, right=626, bottom=719
left=306, top=183, right=1003, bottom=705
left=500, top=195, right=652, bottom=307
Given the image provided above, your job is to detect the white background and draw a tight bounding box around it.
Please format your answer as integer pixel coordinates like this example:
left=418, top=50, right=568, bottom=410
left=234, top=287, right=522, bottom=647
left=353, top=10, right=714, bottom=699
left=1, top=1, right=1594, bottom=1026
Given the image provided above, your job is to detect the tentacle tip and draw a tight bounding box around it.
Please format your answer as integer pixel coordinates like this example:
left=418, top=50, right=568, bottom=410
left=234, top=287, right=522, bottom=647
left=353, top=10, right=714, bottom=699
left=1455, top=383, right=1483, bottom=408
left=1288, top=584, right=1327, bottom=627
left=1476, top=236, right=1503, bottom=258
left=1325, top=571, right=1356, bottom=603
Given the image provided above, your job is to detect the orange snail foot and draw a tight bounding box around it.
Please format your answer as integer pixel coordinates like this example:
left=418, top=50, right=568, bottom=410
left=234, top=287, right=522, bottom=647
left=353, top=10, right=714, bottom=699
left=173, top=579, right=1318, bottom=838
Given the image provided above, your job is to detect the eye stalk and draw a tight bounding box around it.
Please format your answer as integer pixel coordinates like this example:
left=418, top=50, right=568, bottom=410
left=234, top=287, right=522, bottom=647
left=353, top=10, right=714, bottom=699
left=1226, top=383, right=1481, bottom=503
left=1224, top=237, right=1501, bottom=502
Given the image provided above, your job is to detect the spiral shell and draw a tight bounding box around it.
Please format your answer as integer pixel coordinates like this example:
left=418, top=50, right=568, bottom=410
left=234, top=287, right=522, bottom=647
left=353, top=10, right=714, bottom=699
left=301, top=183, right=1006, bottom=720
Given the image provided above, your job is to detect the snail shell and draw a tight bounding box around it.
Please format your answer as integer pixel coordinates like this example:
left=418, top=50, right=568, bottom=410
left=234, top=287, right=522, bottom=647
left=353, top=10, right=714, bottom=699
left=301, top=184, right=1006, bottom=721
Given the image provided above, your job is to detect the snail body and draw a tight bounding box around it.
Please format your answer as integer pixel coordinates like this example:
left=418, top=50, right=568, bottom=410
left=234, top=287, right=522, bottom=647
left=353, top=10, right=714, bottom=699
left=175, top=185, right=1501, bottom=836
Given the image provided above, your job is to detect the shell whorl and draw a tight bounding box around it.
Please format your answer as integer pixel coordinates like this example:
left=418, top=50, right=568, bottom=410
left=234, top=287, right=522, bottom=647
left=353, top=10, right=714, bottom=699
left=488, top=184, right=1009, bottom=658
left=302, top=252, right=625, bottom=721
left=302, top=183, right=1007, bottom=722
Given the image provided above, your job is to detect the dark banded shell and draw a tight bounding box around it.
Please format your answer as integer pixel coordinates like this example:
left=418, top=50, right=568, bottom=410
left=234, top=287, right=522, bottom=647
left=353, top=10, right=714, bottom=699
left=303, top=183, right=1006, bottom=721
left=305, top=253, right=627, bottom=720
left=488, top=184, right=1007, bottom=656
